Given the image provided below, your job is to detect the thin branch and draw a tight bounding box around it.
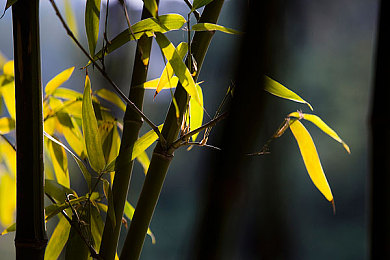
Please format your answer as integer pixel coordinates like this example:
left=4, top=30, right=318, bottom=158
left=183, top=0, right=200, bottom=21
left=184, top=142, right=221, bottom=151
left=48, top=0, right=166, bottom=146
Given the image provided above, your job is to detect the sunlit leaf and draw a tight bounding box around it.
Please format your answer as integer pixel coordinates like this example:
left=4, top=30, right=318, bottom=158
left=85, top=0, right=101, bottom=56
left=289, top=119, right=333, bottom=203
left=90, top=204, right=104, bottom=251
left=47, top=136, right=70, bottom=188
left=100, top=120, right=120, bottom=164
left=93, top=14, right=186, bottom=61
left=2, top=60, right=14, bottom=77
left=45, top=67, right=75, bottom=96
left=44, top=215, right=71, bottom=260
left=52, top=87, right=83, bottom=100
left=45, top=179, right=77, bottom=203
left=124, top=201, right=155, bottom=244
left=61, top=115, right=86, bottom=159
left=0, top=140, right=16, bottom=174
left=136, top=151, right=150, bottom=175
left=264, top=76, right=313, bottom=111
left=191, top=23, right=241, bottom=34
left=95, top=88, right=126, bottom=112
left=1, top=81, right=15, bottom=118
left=0, top=117, right=15, bottom=134
left=155, top=32, right=202, bottom=106
left=132, top=124, right=163, bottom=160
left=0, top=223, right=15, bottom=236
left=288, top=112, right=350, bottom=154
left=0, top=174, right=16, bottom=226
left=189, top=84, right=204, bottom=141
left=102, top=179, right=116, bottom=228
left=82, top=75, right=106, bottom=172
left=64, top=0, right=79, bottom=38
left=138, top=77, right=179, bottom=90
left=191, top=0, right=214, bottom=11
left=44, top=132, right=92, bottom=190
left=156, top=42, right=188, bottom=98
left=45, top=195, right=89, bottom=221
left=142, top=0, right=158, bottom=18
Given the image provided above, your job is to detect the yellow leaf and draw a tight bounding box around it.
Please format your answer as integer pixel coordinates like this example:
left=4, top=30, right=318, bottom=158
left=1, top=81, right=15, bottom=119
left=0, top=117, right=15, bottom=134
left=0, top=174, right=16, bottom=227
left=289, top=119, right=333, bottom=202
left=45, top=67, right=75, bottom=96
left=189, top=84, right=204, bottom=142
left=47, top=138, right=70, bottom=188
left=2, top=60, right=14, bottom=77
left=136, top=151, right=150, bottom=175
left=139, top=77, right=179, bottom=90
left=288, top=112, right=350, bottom=154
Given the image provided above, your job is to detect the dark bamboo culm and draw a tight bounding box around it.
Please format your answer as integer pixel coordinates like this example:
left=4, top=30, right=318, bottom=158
left=119, top=1, right=225, bottom=259
left=370, top=0, right=390, bottom=258
left=12, top=0, right=47, bottom=259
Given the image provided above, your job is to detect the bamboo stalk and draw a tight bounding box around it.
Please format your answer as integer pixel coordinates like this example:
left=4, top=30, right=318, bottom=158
left=12, top=0, right=47, bottom=258
left=98, top=4, right=159, bottom=260
left=120, top=1, right=225, bottom=259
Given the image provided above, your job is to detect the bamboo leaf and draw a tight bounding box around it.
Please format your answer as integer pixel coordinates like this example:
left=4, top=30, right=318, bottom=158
left=289, top=119, right=334, bottom=203
left=85, top=0, right=101, bottom=56
left=93, top=14, right=186, bottom=61
left=61, top=115, right=86, bottom=159
left=124, top=201, right=155, bottom=244
left=189, top=84, right=204, bottom=141
left=2, top=60, right=14, bottom=77
left=191, top=0, right=214, bottom=11
left=44, top=132, right=92, bottom=190
left=45, top=67, right=75, bottom=96
left=0, top=117, right=15, bottom=134
left=138, top=77, right=179, bottom=90
left=44, top=215, right=71, bottom=260
left=288, top=112, right=350, bottom=153
left=82, top=75, right=106, bottom=172
left=191, top=23, right=241, bottom=34
left=102, top=179, right=116, bottom=228
left=136, top=151, right=150, bottom=175
left=96, top=88, right=126, bottom=112
left=45, top=179, right=77, bottom=203
left=64, top=0, right=79, bottom=38
left=264, top=76, right=313, bottom=111
left=47, top=136, right=70, bottom=188
left=52, top=87, right=83, bottom=100
left=0, top=223, right=16, bottom=236
left=0, top=174, right=16, bottom=227
left=132, top=124, right=163, bottom=160
left=156, top=42, right=188, bottom=97
left=142, top=0, right=158, bottom=18
left=155, top=32, right=202, bottom=106
left=0, top=81, right=15, bottom=119
left=90, top=204, right=104, bottom=251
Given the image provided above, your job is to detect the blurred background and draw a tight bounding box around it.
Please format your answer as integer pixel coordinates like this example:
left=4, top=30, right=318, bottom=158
left=0, top=0, right=378, bottom=259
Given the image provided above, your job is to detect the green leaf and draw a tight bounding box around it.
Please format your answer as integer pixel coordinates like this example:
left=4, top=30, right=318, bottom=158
left=0, top=223, right=16, bottom=236
left=0, top=117, right=15, bottom=134
left=44, top=215, right=71, bottom=260
left=45, top=179, right=77, bottom=203
left=44, top=132, right=92, bottom=190
left=82, top=75, right=106, bottom=172
left=45, top=196, right=89, bottom=221
left=64, top=0, right=79, bottom=38
left=137, top=77, right=179, bottom=90
left=288, top=112, right=350, bottom=153
left=191, top=0, right=214, bottom=11
left=47, top=136, right=70, bottom=188
left=65, top=213, right=91, bottom=260
left=90, top=205, right=104, bottom=251
left=85, top=0, right=101, bottom=56
left=124, top=201, right=155, bottom=244
left=289, top=119, right=334, bottom=204
left=96, top=88, right=126, bottom=112
left=102, top=179, right=116, bottom=229
left=45, top=67, right=75, bottom=96
left=60, top=114, right=86, bottom=159
left=191, top=23, right=241, bottom=34
left=142, top=0, right=158, bottom=18
left=132, top=124, right=163, bottom=160
left=136, top=151, right=150, bottom=175
left=189, top=84, right=204, bottom=141
left=93, top=14, right=186, bottom=61
left=155, top=32, right=202, bottom=106
left=264, top=76, right=313, bottom=111
left=52, top=87, right=83, bottom=100
left=155, top=42, right=188, bottom=98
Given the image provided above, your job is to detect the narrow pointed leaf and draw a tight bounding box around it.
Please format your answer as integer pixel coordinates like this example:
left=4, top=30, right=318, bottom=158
left=191, top=0, right=214, bottom=11
left=85, top=0, right=101, bottom=55
left=136, top=151, right=150, bottom=175
left=190, top=84, right=204, bottom=141
left=124, top=201, right=155, bottom=244
left=64, top=0, right=79, bottom=38
left=47, top=137, right=70, bottom=188
left=52, top=87, right=83, bottom=100
left=102, top=179, right=116, bottom=228
left=44, top=215, right=71, bottom=260
left=90, top=205, right=104, bottom=251
left=191, top=23, right=241, bottom=34
left=156, top=42, right=187, bottom=98
left=45, top=179, right=77, bottom=203
left=2, top=60, right=14, bottom=77
left=138, top=77, right=179, bottom=90
left=132, top=124, right=163, bottom=160
left=142, top=0, right=158, bottom=18
left=155, top=32, right=202, bottom=105
left=289, top=120, right=333, bottom=202
left=0, top=223, right=16, bottom=236
left=96, top=88, right=126, bottom=112
left=82, top=75, right=106, bottom=172
left=0, top=174, right=16, bottom=226
left=0, top=117, right=15, bottom=134
left=93, top=14, right=186, bottom=61
left=45, top=67, right=75, bottom=96
left=44, top=132, right=92, bottom=190
left=1, top=0, right=18, bottom=18
left=264, top=76, right=313, bottom=111
left=288, top=112, right=350, bottom=153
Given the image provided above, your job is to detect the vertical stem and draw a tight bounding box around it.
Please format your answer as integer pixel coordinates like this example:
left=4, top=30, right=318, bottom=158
left=120, top=1, right=225, bottom=259
left=370, top=0, right=390, bottom=258
left=99, top=3, right=158, bottom=260
left=12, top=0, right=47, bottom=258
